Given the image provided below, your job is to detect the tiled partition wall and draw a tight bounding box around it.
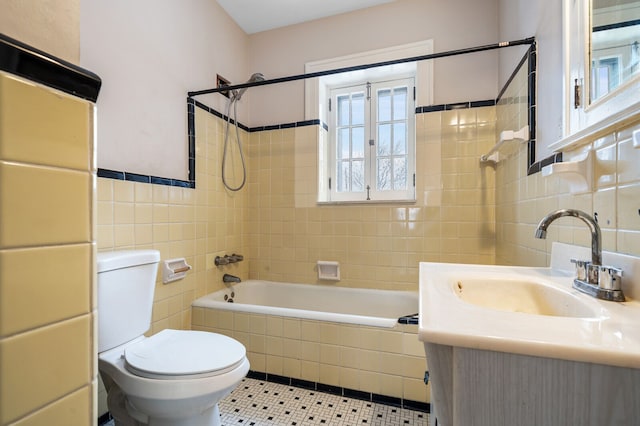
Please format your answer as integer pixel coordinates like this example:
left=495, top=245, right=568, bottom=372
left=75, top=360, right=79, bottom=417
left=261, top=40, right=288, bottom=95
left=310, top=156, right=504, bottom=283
left=191, top=307, right=428, bottom=406
left=0, top=72, right=95, bottom=424
left=97, top=106, right=249, bottom=333
left=246, top=106, right=497, bottom=290
left=495, top=65, right=640, bottom=264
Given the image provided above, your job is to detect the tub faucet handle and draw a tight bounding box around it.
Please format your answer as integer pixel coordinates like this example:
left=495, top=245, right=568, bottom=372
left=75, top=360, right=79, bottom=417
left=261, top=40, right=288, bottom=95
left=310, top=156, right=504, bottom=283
left=215, top=256, right=230, bottom=266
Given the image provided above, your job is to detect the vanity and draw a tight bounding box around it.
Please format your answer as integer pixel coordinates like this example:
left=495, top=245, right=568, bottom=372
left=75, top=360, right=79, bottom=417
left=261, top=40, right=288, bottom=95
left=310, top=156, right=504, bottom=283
left=419, top=242, right=640, bottom=426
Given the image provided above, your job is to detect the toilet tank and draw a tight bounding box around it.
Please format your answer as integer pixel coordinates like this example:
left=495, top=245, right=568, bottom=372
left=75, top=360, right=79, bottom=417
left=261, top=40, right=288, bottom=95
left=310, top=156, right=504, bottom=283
left=97, top=250, right=160, bottom=353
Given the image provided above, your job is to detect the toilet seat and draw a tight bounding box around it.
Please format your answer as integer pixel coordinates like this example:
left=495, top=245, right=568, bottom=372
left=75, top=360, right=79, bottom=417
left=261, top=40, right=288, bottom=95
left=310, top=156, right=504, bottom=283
left=124, top=329, right=246, bottom=380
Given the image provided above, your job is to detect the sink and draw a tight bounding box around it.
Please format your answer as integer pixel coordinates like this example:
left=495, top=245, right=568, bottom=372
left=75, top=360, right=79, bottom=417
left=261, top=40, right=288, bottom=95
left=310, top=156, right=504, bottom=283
left=419, top=242, right=640, bottom=368
left=453, top=278, right=597, bottom=318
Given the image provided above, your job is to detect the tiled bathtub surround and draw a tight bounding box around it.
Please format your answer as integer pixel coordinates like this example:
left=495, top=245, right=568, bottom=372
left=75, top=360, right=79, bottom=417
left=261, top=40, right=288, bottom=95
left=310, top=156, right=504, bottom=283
left=0, top=68, right=97, bottom=424
left=191, top=307, right=428, bottom=405
left=246, top=106, right=498, bottom=288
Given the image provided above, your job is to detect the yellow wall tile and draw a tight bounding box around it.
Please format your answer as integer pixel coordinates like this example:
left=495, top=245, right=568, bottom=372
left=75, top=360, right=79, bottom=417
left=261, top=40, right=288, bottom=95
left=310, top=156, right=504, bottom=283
left=0, top=162, right=91, bottom=248
left=11, top=386, right=92, bottom=426
left=0, top=73, right=91, bottom=171
left=0, top=244, right=91, bottom=336
left=0, top=315, right=91, bottom=424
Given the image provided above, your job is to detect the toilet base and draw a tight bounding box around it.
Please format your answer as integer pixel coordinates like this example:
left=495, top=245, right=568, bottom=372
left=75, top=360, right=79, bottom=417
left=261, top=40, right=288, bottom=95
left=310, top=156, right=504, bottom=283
left=106, top=381, right=222, bottom=426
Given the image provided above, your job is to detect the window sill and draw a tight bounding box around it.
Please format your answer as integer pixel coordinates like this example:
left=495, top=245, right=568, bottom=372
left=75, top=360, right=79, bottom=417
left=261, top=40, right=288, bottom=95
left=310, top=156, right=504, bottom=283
left=316, top=199, right=417, bottom=206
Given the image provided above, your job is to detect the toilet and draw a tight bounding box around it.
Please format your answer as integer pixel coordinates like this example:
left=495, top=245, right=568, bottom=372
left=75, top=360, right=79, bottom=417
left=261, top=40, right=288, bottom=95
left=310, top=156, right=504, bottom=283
left=97, top=250, right=249, bottom=426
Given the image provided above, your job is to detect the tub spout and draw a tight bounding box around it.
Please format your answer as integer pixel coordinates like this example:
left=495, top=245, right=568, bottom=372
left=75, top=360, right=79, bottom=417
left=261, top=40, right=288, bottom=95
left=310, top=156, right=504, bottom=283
left=223, top=274, right=241, bottom=283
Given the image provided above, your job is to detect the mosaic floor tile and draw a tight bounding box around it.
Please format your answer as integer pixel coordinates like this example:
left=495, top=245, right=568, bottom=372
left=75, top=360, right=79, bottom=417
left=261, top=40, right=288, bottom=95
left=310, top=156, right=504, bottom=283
left=219, top=378, right=429, bottom=426
left=100, top=377, right=429, bottom=425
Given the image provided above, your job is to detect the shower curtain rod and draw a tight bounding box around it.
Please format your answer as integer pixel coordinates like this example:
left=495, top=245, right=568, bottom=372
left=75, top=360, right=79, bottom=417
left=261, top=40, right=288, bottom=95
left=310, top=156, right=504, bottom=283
left=188, top=37, right=535, bottom=98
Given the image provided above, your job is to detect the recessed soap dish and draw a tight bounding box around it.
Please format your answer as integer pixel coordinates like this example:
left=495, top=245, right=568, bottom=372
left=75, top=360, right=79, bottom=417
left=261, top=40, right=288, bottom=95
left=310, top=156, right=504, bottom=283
left=317, top=261, right=340, bottom=281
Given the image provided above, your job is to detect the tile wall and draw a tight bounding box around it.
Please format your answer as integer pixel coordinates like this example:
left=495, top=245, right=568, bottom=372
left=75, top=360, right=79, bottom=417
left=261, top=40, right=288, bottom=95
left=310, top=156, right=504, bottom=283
left=0, top=72, right=95, bottom=425
left=495, top=65, right=640, bottom=265
left=192, top=308, right=428, bottom=404
left=246, top=107, right=497, bottom=290
left=96, top=106, right=249, bottom=333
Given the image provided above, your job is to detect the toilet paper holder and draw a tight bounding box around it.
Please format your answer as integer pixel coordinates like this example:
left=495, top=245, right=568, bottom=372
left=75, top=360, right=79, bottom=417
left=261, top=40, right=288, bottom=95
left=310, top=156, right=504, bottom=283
left=162, top=258, right=192, bottom=284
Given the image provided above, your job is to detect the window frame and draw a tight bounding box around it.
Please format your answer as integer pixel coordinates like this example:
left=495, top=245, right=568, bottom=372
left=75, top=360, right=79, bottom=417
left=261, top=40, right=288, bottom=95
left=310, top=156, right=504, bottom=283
left=327, top=77, right=416, bottom=202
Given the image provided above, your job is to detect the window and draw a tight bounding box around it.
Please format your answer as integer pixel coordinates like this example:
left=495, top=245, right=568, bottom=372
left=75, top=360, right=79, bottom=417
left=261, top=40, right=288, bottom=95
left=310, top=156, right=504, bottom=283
left=328, top=77, right=415, bottom=202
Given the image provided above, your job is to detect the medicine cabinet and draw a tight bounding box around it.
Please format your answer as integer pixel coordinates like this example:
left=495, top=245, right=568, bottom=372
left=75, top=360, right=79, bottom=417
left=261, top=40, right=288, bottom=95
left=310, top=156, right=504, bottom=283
left=551, top=0, right=640, bottom=151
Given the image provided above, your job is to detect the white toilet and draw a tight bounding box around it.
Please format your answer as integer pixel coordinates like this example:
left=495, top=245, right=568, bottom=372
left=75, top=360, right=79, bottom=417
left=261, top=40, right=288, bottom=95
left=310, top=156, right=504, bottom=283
left=97, top=250, right=249, bottom=426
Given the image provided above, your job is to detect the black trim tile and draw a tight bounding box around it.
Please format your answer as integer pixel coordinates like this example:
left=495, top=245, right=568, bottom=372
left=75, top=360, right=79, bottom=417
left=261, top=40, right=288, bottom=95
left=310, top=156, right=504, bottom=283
left=291, top=378, right=316, bottom=391
left=97, top=169, right=124, bottom=180
left=343, top=388, right=371, bottom=401
left=247, top=371, right=267, bottom=381
left=403, top=399, right=430, bottom=412
left=0, top=33, right=101, bottom=102
left=124, top=172, right=151, bottom=183
left=372, top=393, right=402, bottom=408
left=445, top=102, right=470, bottom=110
left=150, top=176, right=173, bottom=186
left=268, top=374, right=291, bottom=385
left=470, top=99, right=496, bottom=108
left=317, top=383, right=342, bottom=396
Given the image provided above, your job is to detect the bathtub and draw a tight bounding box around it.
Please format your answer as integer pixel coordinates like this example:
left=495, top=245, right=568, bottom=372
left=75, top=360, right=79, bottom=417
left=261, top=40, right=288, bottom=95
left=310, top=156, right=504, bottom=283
left=192, top=280, right=418, bottom=328
left=191, top=280, right=428, bottom=406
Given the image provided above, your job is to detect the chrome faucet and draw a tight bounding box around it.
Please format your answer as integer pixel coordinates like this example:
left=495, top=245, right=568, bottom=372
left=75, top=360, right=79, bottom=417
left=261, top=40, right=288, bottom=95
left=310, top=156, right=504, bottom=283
left=223, top=273, right=241, bottom=283
left=535, top=209, right=624, bottom=302
left=535, top=209, right=602, bottom=266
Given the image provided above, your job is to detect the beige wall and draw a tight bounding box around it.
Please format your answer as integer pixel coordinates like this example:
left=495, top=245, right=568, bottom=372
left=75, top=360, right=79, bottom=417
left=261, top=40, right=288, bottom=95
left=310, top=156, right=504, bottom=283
left=81, top=0, right=250, bottom=181
left=0, top=0, right=80, bottom=64
left=0, top=72, right=95, bottom=425
left=248, top=0, right=500, bottom=126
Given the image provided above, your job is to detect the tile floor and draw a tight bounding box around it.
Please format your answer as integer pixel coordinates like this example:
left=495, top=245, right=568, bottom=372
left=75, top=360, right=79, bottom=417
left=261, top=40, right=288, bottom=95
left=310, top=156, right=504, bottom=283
left=101, top=377, right=429, bottom=425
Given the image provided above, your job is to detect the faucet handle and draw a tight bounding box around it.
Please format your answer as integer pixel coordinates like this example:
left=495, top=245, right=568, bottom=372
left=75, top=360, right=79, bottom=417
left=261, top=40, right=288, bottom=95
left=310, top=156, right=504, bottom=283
left=215, top=256, right=230, bottom=266
left=598, top=266, right=623, bottom=290
left=570, top=259, right=589, bottom=281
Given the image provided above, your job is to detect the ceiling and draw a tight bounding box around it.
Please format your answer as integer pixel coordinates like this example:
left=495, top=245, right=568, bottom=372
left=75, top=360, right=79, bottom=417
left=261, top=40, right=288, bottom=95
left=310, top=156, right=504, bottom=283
left=217, top=0, right=397, bottom=34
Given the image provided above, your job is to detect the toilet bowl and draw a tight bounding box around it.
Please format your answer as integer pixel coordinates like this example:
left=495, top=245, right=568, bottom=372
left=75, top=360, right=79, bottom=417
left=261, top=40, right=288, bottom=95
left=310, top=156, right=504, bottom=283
left=97, top=250, right=249, bottom=426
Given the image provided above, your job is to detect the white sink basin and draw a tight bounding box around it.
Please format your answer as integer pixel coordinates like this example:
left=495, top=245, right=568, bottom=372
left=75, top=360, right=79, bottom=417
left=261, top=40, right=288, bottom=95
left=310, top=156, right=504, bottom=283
left=419, top=243, right=640, bottom=368
left=453, top=278, right=597, bottom=318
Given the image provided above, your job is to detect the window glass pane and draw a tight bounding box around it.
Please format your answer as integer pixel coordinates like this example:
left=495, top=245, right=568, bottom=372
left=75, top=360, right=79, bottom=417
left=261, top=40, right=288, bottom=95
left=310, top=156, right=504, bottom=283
left=338, top=128, right=350, bottom=159
left=338, top=95, right=350, bottom=126
left=377, top=124, right=391, bottom=156
left=394, top=157, right=407, bottom=190
left=352, top=93, right=365, bottom=125
left=352, top=160, right=364, bottom=191
left=377, top=158, right=391, bottom=190
left=337, top=160, right=350, bottom=192
left=378, top=89, right=391, bottom=121
left=393, top=123, right=406, bottom=155
left=352, top=126, right=365, bottom=158
left=393, top=87, right=407, bottom=120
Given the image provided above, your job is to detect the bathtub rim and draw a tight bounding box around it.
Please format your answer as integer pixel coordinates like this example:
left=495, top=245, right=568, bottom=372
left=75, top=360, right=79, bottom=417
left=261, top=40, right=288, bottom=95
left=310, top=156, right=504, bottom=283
left=192, top=280, right=418, bottom=329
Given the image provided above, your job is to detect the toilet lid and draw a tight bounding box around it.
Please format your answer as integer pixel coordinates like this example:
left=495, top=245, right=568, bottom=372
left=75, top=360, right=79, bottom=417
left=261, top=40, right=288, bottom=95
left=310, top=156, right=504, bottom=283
left=124, top=329, right=246, bottom=380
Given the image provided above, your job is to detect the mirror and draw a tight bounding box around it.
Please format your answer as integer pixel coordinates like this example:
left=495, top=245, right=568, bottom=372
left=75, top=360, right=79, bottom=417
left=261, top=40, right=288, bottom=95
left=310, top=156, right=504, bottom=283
left=590, top=0, right=640, bottom=103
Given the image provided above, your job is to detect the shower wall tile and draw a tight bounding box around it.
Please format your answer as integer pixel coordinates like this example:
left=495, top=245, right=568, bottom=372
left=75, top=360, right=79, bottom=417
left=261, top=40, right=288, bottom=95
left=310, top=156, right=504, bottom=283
left=245, top=106, right=497, bottom=289
left=97, top=106, right=249, bottom=338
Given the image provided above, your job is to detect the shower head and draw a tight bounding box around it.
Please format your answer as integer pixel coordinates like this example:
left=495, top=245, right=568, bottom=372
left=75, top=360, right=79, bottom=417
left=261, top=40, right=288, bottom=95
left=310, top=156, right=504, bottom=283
left=232, top=72, right=265, bottom=101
